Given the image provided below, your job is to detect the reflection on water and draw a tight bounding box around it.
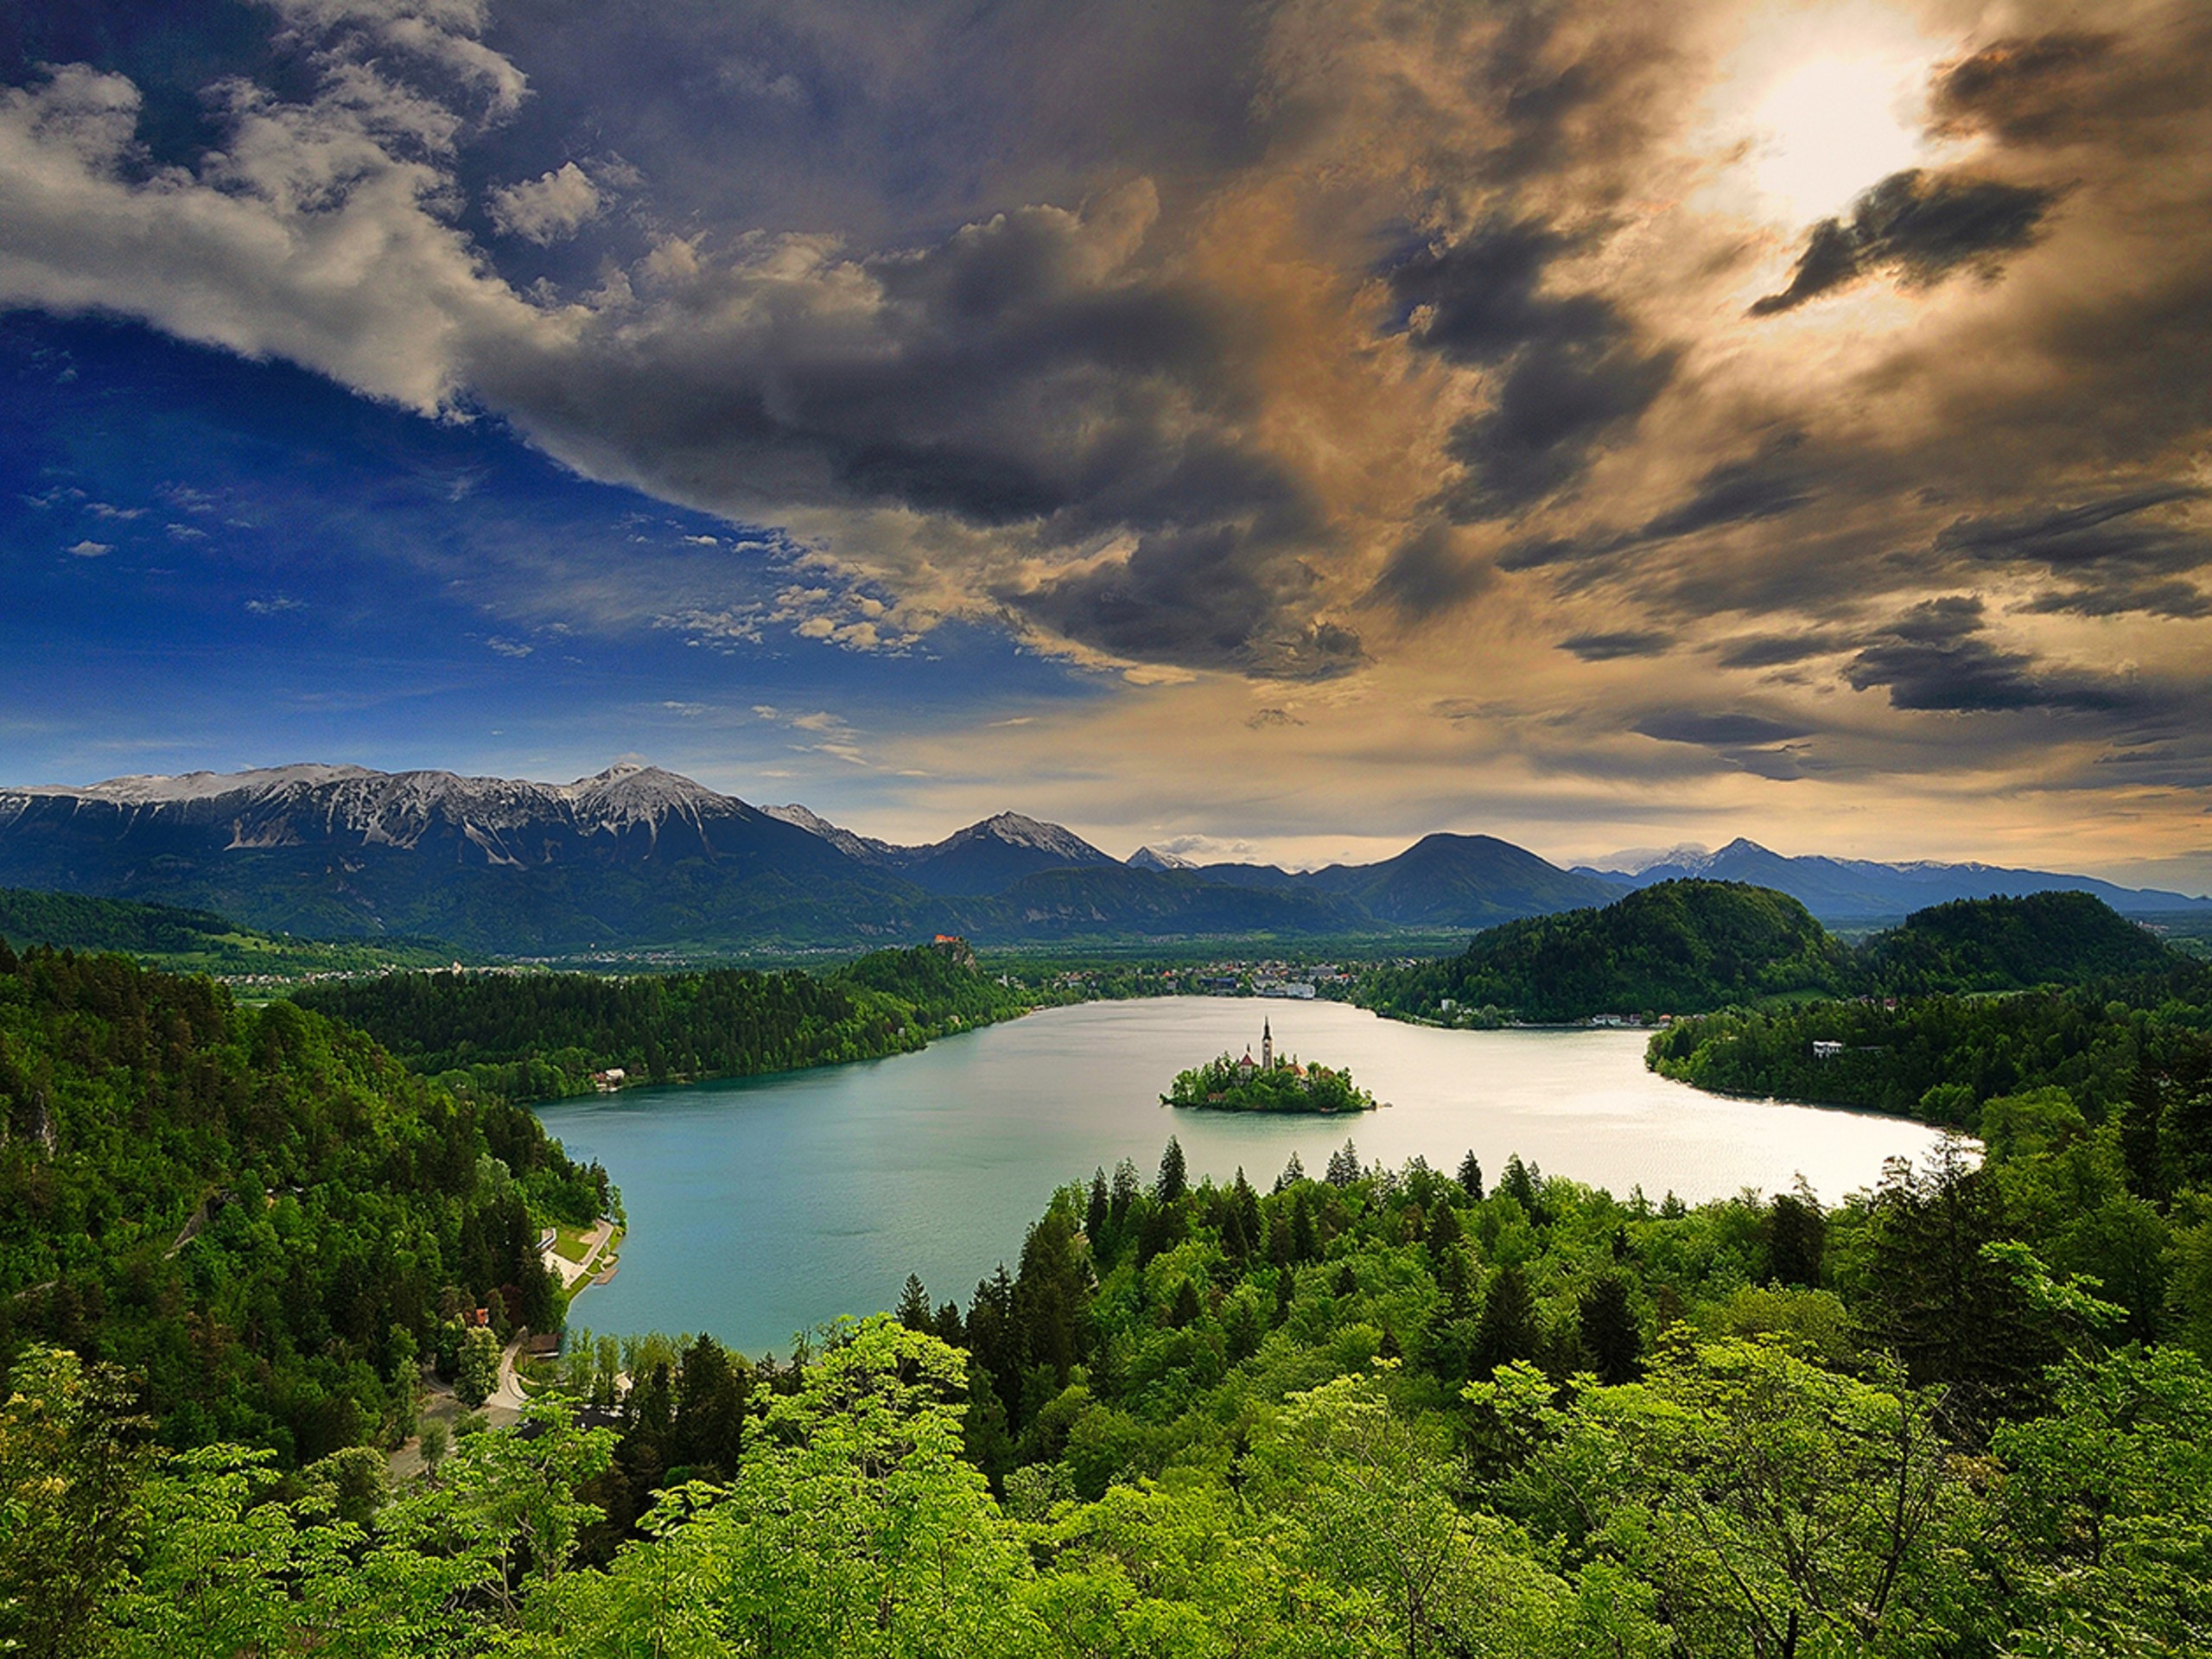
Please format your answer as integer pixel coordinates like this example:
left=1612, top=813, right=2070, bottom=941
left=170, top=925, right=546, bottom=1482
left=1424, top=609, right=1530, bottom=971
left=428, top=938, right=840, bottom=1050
left=536, top=998, right=1948, bottom=1356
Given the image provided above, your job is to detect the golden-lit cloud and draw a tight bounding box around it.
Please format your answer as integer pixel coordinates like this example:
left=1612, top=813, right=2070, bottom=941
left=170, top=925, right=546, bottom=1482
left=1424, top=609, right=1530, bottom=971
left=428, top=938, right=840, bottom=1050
left=0, top=0, right=2206, bottom=874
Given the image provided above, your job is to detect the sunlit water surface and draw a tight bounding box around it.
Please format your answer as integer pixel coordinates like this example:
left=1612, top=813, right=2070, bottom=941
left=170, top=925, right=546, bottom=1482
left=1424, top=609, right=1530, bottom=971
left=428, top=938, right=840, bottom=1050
left=536, top=999, right=1948, bottom=1355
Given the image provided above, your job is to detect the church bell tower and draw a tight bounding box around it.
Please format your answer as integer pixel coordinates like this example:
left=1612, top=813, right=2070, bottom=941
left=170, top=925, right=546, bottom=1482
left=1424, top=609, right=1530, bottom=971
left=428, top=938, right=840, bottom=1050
left=1262, top=1017, right=1272, bottom=1071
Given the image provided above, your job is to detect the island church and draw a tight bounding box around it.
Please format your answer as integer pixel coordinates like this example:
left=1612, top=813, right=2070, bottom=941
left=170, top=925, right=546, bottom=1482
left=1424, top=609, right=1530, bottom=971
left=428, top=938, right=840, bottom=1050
left=1234, top=1019, right=1302, bottom=1079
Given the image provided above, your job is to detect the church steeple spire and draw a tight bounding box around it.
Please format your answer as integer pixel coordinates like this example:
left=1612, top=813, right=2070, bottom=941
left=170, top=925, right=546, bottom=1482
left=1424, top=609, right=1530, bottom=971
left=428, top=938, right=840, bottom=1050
left=1262, top=1017, right=1272, bottom=1071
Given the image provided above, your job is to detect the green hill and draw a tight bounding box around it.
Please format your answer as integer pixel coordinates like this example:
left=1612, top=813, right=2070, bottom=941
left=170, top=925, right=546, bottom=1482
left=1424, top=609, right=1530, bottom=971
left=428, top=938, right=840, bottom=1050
left=0, top=941, right=607, bottom=1462
left=289, top=941, right=1037, bottom=1105
left=0, top=886, right=452, bottom=979
left=1860, top=889, right=2182, bottom=995
left=1362, top=879, right=1851, bottom=1024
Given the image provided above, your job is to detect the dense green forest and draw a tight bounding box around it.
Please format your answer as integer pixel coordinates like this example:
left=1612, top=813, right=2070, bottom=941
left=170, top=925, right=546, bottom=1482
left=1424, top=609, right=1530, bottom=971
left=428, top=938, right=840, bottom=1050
left=16, top=892, right=2212, bottom=1653
left=1162, top=1052, right=1376, bottom=1113
left=1651, top=969, right=2212, bottom=1124
left=1364, top=883, right=2199, bottom=1025
left=1359, top=879, right=1852, bottom=1024
left=15, top=1094, right=2212, bottom=1656
left=0, top=941, right=605, bottom=1464
left=289, top=941, right=1035, bottom=1106
left=0, top=887, right=453, bottom=979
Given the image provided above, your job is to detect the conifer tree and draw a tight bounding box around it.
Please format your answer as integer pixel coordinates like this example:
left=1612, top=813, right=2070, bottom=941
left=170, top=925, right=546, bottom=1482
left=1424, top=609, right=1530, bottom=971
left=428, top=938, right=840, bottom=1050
left=1085, top=1166, right=1110, bottom=1240
left=1157, top=1136, right=1188, bottom=1204
left=1473, top=1262, right=1540, bottom=1378
left=1325, top=1139, right=1361, bottom=1188
left=1457, top=1149, right=1484, bottom=1201
left=895, top=1274, right=932, bottom=1331
left=1766, top=1188, right=1825, bottom=1287
left=1275, top=1150, right=1306, bottom=1192
left=1579, top=1272, right=1643, bottom=1384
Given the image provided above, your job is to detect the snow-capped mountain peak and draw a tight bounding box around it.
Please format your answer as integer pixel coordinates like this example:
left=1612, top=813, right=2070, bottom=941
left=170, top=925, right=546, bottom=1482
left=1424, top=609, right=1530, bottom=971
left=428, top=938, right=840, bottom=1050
left=1128, top=844, right=1197, bottom=871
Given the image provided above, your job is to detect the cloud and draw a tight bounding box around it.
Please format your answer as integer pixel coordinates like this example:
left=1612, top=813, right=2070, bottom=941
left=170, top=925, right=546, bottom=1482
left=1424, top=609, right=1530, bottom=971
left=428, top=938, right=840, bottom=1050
left=1934, top=486, right=2209, bottom=575
left=1560, top=630, right=1673, bottom=661
left=1844, top=595, right=2143, bottom=715
left=1929, top=32, right=2121, bottom=147
left=65, top=539, right=111, bottom=558
left=1712, top=631, right=1850, bottom=670
left=1637, top=711, right=1808, bottom=747
left=1751, top=168, right=2061, bottom=316
left=485, top=636, right=533, bottom=657
left=1389, top=222, right=1678, bottom=519
left=487, top=162, right=602, bottom=243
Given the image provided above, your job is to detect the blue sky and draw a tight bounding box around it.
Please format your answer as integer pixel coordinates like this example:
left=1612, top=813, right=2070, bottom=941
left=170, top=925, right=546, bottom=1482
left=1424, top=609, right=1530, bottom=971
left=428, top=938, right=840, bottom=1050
left=1, top=312, right=1105, bottom=830
left=1, top=1, right=2208, bottom=880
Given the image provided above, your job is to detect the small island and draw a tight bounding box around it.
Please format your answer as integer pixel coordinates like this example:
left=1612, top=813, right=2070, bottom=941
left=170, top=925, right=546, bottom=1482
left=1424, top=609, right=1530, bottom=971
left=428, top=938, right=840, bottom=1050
left=1163, top=1018, right=1377, bottom=1113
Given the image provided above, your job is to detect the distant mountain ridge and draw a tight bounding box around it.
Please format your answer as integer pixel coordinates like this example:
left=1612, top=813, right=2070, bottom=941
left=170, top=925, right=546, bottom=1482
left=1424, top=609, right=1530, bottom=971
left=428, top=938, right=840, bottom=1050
left=1575, top=836, right=2209, bottom=918
left=0, top=761, right=1605, bottom=950
left=0, top=760, right=2200, bottom=953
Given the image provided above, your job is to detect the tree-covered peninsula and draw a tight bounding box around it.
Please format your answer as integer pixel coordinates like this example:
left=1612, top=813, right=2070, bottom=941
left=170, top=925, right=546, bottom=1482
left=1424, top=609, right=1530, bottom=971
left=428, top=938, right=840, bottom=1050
left=291, top=938, right=1033, bottom=1107
left=1162, top=1020, right=1376, bottom=1112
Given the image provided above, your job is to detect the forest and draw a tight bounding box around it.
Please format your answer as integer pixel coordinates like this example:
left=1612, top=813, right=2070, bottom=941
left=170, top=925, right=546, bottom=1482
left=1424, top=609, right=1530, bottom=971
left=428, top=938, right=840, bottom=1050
left=0, top=940, right=605, bottom=1465
left=11, top=899, right=2212, bottom=1653
left=12, top=1079, right=2212, bottom=1656
left=1361, top=883, right=2196, bottom=1025
left=290, top=940, right=1035, bottom=1106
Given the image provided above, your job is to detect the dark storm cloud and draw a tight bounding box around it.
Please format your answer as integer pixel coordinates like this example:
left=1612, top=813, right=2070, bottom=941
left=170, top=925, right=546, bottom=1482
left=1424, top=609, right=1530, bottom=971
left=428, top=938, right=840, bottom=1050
left=2018, top=580, right=2211, bottom=620
left=1845, top=595, right=2144, bottom=715
left=1929, top=31, right=2139, bottom=148
left=1934, top=486, right=2210, bottom=575
left=1633, top=441, right=1816, bottom=541
left=1713, top=631, right=1851, bottom=670
left=1751, top=168, right=2060, bottom=316
left=1389, top=222, right=1679, bottom=520
left=1004, top=521, right=1365, bottom=681
left=1636, top=711, right=1808, bottom=747
left=1360, top=520, right=1495, bottom=618
left=1559, top=629, right=1673, bottom=661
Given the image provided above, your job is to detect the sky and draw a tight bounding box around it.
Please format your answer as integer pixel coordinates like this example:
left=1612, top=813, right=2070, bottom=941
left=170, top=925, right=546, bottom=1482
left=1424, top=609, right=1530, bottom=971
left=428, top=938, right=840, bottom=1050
left=1, top=0, right=2208, bottom=886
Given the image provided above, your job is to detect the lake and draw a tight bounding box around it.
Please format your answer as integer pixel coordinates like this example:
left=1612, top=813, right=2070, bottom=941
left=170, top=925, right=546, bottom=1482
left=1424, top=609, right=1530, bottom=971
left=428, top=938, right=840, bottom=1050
left=535, top=998, right=1949, bottom=1357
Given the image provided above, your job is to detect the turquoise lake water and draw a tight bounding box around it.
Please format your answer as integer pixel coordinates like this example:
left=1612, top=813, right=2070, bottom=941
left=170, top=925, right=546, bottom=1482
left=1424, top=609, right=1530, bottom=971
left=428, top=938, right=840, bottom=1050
left=535, top=998, right=1948, bottom=1357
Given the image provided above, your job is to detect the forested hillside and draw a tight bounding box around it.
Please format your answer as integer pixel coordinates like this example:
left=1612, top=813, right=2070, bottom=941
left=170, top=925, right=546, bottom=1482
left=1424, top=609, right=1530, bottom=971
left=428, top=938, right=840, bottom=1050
left=0, top=886, right=450, bottom=978
left=290, top=942, right=1035, bottom=1105
left=1858, top=888, right=2181, bottom=993
left=1366, top=883, right=2197, bottom=1025
left=1361, top=878, right=1851, bottom=1023
left=0, top=941, right=605, bottom=1462
left=15, top=1108, right=2212, bottom=1656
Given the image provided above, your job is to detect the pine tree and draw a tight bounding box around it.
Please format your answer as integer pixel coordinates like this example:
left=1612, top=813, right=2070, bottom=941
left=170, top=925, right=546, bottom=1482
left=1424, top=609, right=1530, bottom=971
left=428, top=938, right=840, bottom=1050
left=895, top=1274, right=932, bottom=1331
left=1168, top=1279, right=1202, bottom=1329
left=1472, top=1263, right=1540, bottom=1378
left=1579, top=1273, right=1643, bottom=1384
left=1085, top=1166, right=1110, bottom=1240
left=1110, top=1158, right=1141, bottom=1224
left=1157, top=1136, right=1188, bottom=1204
left=1236, top=1170, right=1263, bottom=1253
left=1766, top=1188, right=1825, bottom=1287
left=1457, top=1150, right=1484, bottom=1201
left=1291, top=1187, right=1319, bottom=1263
left=2121, top=1061, right=2167, bottom=1202
left=1325, top=1139, right=1361, bottom=1188
left=1275, top=1150, right=1305, bottom=1192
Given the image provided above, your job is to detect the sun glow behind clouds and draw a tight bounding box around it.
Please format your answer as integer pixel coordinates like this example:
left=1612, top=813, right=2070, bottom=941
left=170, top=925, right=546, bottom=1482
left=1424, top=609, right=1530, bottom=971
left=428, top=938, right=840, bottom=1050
left=1704, top=5, right=1952, bottom=226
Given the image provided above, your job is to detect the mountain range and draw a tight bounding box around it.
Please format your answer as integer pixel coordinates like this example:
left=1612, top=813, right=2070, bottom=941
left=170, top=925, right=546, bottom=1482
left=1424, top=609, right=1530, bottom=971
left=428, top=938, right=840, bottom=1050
left=0, top=760, right=2201, bottom=954
left=1573, top=837, right=2210, bottom=920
